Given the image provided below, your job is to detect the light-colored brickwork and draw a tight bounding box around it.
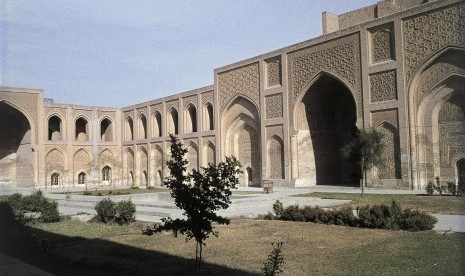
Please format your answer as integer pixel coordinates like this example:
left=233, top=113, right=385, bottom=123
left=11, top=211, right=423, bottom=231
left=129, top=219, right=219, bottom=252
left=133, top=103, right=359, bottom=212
left=1, top=0, right=464, bottom=190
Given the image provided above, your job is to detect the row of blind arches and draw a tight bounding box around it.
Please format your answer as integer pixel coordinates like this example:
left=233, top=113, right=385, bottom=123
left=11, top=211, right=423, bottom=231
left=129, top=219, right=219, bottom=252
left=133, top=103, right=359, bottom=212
left=48, top=115, right=113, bottom=142
left=50, top=166, right=112, bottom=186
left=125, top=102, right=214, bottom=141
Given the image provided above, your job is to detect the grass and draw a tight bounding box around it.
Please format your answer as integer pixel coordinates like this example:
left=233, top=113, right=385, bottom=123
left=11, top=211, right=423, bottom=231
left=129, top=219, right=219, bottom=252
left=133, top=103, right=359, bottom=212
left=68, top=187, right=167, bottom=196
left=295, top=192, right=465, bottom=214
left=6, top=219, right=463, bottom=275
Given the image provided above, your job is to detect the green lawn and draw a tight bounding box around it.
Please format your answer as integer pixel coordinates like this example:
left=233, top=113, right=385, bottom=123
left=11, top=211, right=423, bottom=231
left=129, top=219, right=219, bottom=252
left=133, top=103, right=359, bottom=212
left=296, top=192, right=465, bottom=214
left=3, top=219, right=463, bottom=276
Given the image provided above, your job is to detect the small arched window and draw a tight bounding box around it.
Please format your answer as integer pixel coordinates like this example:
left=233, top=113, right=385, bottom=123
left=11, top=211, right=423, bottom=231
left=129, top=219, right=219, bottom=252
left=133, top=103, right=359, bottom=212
left=78, top=172, right=86, bottom=184
left=51, top=173, right=60, bottom=186
left=102, top=166, right=111, bottom=181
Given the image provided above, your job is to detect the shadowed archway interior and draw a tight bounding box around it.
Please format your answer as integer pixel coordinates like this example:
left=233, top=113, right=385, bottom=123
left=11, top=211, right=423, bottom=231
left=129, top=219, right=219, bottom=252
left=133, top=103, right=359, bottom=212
left=298, top=75, right=359, bottom=186
left=0, top=102, right=34, bottom=186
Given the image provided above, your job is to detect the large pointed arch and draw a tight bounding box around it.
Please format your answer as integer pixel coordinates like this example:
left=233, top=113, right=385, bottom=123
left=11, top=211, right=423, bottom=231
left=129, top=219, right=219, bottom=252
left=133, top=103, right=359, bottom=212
left=221, top=95, right=261, bottom=187
left=294, top=73, right=359, bottom=187
left=407, top=47, right=465, bottom=189
left=0, top=101, right=35, bottom=186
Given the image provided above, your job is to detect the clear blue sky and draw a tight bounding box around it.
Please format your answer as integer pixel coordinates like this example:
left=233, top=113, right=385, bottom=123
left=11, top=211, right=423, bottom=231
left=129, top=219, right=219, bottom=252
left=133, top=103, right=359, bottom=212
left=1, top=0, right=377, bottom=107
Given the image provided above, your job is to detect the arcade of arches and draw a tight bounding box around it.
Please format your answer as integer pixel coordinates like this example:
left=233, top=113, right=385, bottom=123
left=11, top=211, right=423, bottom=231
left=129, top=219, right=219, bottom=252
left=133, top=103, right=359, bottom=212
left=1, top=0, right=464, bottom=190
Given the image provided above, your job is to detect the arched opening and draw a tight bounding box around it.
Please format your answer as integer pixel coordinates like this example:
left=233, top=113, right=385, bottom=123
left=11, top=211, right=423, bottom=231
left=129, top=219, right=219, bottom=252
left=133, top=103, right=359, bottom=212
left=296, top=74, right=359, bottom=186
left=48, top=115, right=62, bottom=141
left=222, top=96, right=261, bottom=187
left=187, top=142, right=198, bottom=172
left=157, top=170, right=163, bottom=185
left=458, top=159, right=465, bottom=186
left=126, top=117, right=134, bottom=140
left=0, top=102, right=34, bottom=186
left=75, top=117, right=88, bottom=141
left=205, top=142, right=215, bottom=166
left=142, top=170, right=148, bottom=186
left=376, top=122, right=401, bottom=179
left=168, top=109, right=178, bottom=135
left=185, top=104, right=197, bottom=133
left=409, top=48, right=465, bottom=188
left=78, top=172, right=86, bottom=185
left=102, top=166, right=111, bottom=184
left=100, top=118, right=113, bottom=142
left=267, top=136, right=284, bottom=179
left=204, top=103, right=214, bottom=131
left=153, top=111, right=162, bottom=137
left=129, top=171, right=134, bottom=186
left=139, top=147, right=148, bottom=186
left=51, top=173, right=60, bottom=186
left=139, top=114, right=147, bottom=139
left=125, top=148, right=134, bottom=185
left=246, top=167, right=253, bottom=184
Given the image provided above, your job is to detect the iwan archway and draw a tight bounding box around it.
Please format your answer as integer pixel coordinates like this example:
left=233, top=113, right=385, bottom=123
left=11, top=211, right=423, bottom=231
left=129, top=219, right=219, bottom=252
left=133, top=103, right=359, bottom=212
left=295, top=74, right=359, bottom=186
left=222, top=96, right=261, bottom=187
left=0, top=101, right=35, bottom=187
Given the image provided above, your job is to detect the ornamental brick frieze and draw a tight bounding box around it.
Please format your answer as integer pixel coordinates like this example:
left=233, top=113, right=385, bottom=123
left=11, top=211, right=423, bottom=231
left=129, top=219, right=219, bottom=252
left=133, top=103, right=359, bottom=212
left=288, top=34, right=362, bottom=118
left=403, top=3, right=465, bottom=81
left=369, top=70, right=397, bottom=102
left=265, top=94, right=283, bottom=119
left=218, top=62, right=260, bottom=112
left=439, top=123, right=465, bottom=165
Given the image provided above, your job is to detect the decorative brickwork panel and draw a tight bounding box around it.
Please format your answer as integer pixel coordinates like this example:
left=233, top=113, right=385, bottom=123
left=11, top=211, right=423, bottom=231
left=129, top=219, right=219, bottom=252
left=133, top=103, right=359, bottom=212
left=370, top=70, right=397, bottom=102
left=46, top=149, right=64, bottom=171
left=73, top=149, right=90, bottom=175
left=166, top=100, right=179, bottom=111
left=137, top=107, right=148, bottom=118
left=288, top=34, right=361, bottom=118
left=403, top=3, right=465, bottom=80
left=376, top=123, right=401, bottom=179
left=202, top=91, right=214, bottom=105
left=266, top=56, right=281, bottom=87
left=371, top=27, right=393, bottom=62
left=1, top=92, right=40, bottom=142
left=267, top=136, right=284, bottom=179
left=186, top=141, right=198, bottom=172
left=266, top=125, right=283, bottom=141
left=265, top=94, right=283, bottom=119
left=439, top=93, right=465, bottom=166
left=183, top=95, right=198, bottom=107
left=98, top=111, right=117, bottom=121
left=218, top=63, right=260, bottom=111
left=417, top=51, right=465, bottom=103
left=371, top=109, right=398, bottom=129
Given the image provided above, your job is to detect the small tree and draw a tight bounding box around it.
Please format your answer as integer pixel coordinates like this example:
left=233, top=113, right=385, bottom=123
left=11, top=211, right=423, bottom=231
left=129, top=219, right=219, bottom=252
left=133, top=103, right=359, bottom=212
left=143, top=135, right=241, bottom=270
left=342, top=129, right=384, bottom=196
left=262, top=242, right=285, bottom=276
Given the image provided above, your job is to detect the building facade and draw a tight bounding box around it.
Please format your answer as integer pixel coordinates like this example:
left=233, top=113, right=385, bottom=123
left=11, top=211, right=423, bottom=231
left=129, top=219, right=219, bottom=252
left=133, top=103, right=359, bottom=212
left=1, top=0, right=464, bottom=190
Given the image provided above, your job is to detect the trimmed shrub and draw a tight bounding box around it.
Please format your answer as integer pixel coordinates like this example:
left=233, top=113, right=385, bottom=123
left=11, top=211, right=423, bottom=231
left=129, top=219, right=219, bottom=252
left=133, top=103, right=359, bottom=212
left=400, top=209, right=437, bottom=231
left=447, top=182, right=457, bottom=196
left=41, top=201, right=60, bottom=223
left=426, top=181, right=435, bottom=196
left=116, top=199, right=136, bottom=224
left=272, top=200, right=284, bottom=218
left=280, top=205, right=303, bottom=221
left=274, top=200, right=436, bottom=231
left=95, top=198, right=116, bottom=222
left=7, top=193, right=24, bottom=211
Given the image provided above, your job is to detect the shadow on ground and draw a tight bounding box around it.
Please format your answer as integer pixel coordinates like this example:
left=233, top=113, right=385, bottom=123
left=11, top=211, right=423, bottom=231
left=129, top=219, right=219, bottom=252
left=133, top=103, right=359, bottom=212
left=0, top=206, right=257, bottom=276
